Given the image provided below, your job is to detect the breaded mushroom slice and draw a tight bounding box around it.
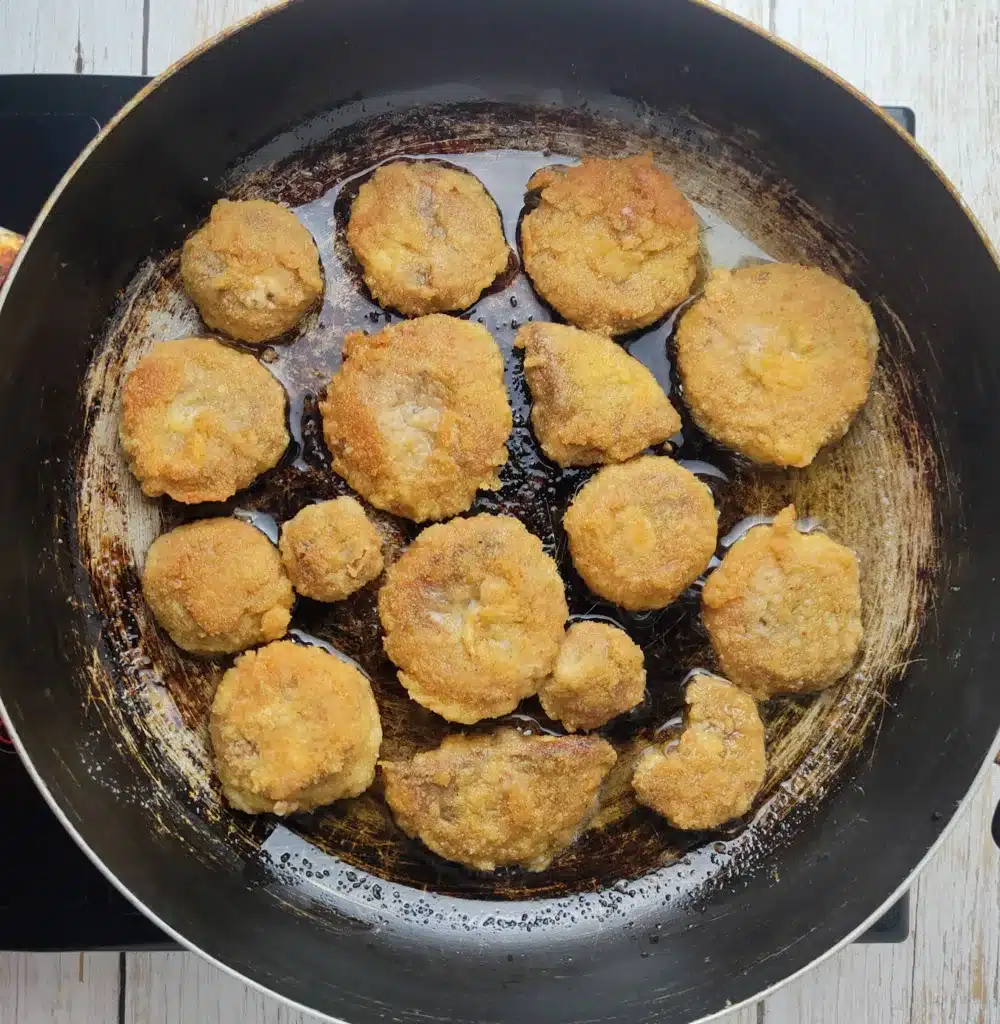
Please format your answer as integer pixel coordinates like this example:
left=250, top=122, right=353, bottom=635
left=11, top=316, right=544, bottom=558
left=279, top=497, right=384, bottom=602
left=346, top=161, right=509, bottom=315
left=632, top=672, right=766, bottom=831
left=142, top=517, right=293, bottom=655
left=563, top=456, right=718, bottom=611
left=378, top=514, right=568, bottom=724
left=520, top=153, right=700, bottom=335
left=320, top=315, right=512, bottom=522
left=515, top=321, right=681, bottom=466
left=702, top=506, right=863, bottom=698
left=675, top=263, right=879, bottom=467
left=119, top=337, right=289, bottom=504
left=181, top=199, right=323, bottom=343
left=539, top=621, right=646, bottom=731
left=381, top=729, right=616, bottom=871
left=211, top=640, right=382, bottom=815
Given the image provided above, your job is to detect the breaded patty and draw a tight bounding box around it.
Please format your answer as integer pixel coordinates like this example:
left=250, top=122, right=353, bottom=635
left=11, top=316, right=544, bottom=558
left=381, top=729, right=616, bottom=871
left=142, top=518, right=293, bottom=655
left=181, top=199, right=323, bottom=343
left=702, top=506, right=863, bottom=698
left=675, top=263, right=879, bottom=467
left=515, top=322, right=681, bottom=466
left=563, top=456, right=718, bottom=611
left=632, top=672, right=766, bottom=831
left=119, top=337, right=289, bottom=504
left=520, top=154, right=700, bottom=335
left=320, top=315, right=512, bottom=522
left=279, top=497, right=384, bottom=602
left=346, top=161, right=509, bottom=316
left=378, top=514, right=568, bottom=724
left=210, top=640, right=382, bottom=815
left=539, top=621, right=646, bottom=732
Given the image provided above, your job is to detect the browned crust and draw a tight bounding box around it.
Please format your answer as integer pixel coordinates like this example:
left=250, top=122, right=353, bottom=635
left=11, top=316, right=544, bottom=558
left=521, top=154, right=700, bottom=335
left=377, top=514, right=568, bottom=723
left=564, top=456, right=718, bottom=610
left=381, top=729, right=616, bottom=871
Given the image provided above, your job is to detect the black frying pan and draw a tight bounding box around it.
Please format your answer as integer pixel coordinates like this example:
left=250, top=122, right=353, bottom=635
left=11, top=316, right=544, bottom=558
left=1, top=1, right=999, bottom=1021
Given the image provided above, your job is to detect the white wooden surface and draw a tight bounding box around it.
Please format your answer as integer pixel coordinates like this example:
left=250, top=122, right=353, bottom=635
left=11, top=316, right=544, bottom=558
left=2, top=0, right=1000, bottom=1020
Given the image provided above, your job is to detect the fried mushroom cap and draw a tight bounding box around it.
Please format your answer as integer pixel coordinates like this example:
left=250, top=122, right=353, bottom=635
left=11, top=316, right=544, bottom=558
left=381, top=729, right=616, bottom=871
left=702, top=505, right=863, bottom=698
left=279, top=497, right=384, bottom=602
left=181, top=199, right=323, bottom=343
left=521, top=153, right=700, bottom=335
left=320, top=315, right=512, bottom=522
left=675, top=263, right=879, bottom=467
left=378, top=514, right=568, bottom=724
left=141, top=518, right=293, bottom=655
left=347, top=160, right=509, bottom=315
left=563, top=456, right=718, bottom=611
left=211, top=640, right=382, bottom=815
left=632, top=672, right=765, bottom=831
left=119, top=337, right=288, bottom=504
left=515, top=321, right=680, bottom=466
left=539, top=621, right=646, bottom=731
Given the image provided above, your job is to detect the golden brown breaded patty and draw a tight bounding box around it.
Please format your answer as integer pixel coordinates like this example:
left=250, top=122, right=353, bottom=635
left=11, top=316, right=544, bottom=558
left=520, top=154, right=700, bottom=335
left=632, top=672, right=765, bottom=830
left=320, top=315, right=512, bottom=522
left=279, top=497, right=384, bottom=603
left=563, top=457, right=718, bottom=611
left=346, top=161, right=509, bottom=316
left=181, top=199, right=323, bottom=343
left=119, top=337, right=289, bottom=504
left=539, top=621, right=646, bottom=731
left=378, top=514, right=568, bottom=724
left=142, top=518, right=293, bottom=655
left=210, top=640, right=382, bottom=815
left=675, top=263, right=879, bottom=467
left=381, top=729, right=616, bottom=871
left=515, top=322, right=681, bottom=466
left=703, top=506, right=862, bottom=698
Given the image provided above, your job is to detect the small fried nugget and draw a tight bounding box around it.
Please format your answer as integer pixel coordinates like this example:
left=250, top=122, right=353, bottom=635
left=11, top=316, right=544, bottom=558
left=702, top=506, right=862, bottom=698
left=320, top=315, right=512, bottom=522
left=142, top=518, right=293, bottom=655
left=119, top=337, right=289, bottom=504
left=181, top=199, right=323, bottom=343
left=539, top=621, right=646, bottom=731
left=675, top=263, right=879, bottom=467
left=210, top=640, right=382, bottom=815
left=381, top=728, right=616, bottom=871
left=563, top=456, right=718, bottom=611
left=515, top=321, right=680, bottom=466
left=279, top=497, right=384, bottom=602
left=378, top=514, right=568, bottom=724
left=632, top=672, right=765, bottom=830
left=520, top=154, right=700, bottom=335
left=346, top=161, right=509, bottom=316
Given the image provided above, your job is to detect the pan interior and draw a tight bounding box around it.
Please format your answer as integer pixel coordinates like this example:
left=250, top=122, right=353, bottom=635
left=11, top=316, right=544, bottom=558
left=75, top=102, right=939, bottom=909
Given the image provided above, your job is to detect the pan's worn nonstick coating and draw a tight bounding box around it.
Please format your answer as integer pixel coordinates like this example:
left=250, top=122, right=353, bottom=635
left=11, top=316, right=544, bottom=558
left=0, top=2, right=998, bottom=1023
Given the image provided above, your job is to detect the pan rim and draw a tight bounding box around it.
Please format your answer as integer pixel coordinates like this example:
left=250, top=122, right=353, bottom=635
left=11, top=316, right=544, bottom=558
left=0, top=0, right=997, bottom=1019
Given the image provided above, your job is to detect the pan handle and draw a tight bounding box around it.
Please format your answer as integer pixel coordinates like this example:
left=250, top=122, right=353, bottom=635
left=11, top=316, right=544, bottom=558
left=0, top=228, right=25, bottom=289
left=993, top=751, right=1000, bottom=848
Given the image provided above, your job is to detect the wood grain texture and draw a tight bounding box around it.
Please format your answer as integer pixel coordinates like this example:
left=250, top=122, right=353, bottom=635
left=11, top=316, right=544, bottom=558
left=124, top=951, right=319, bottom=1023
left=146, top=0, right=281, bottom=74
left=0, top=953, right=120, bottom=1023
left=0, top=0, right=144, bottom=74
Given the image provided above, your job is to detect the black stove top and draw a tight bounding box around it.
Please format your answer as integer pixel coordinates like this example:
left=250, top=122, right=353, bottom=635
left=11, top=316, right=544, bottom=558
left=0, top=74, right=912, bottom=952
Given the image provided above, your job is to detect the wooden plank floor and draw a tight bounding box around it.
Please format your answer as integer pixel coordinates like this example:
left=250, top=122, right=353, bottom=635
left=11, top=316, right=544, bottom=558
left=2, top=0, right=999, bottom=1020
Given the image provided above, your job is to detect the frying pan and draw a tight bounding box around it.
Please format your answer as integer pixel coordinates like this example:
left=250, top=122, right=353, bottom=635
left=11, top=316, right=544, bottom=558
left=2, top=1, right=999, bottom=1021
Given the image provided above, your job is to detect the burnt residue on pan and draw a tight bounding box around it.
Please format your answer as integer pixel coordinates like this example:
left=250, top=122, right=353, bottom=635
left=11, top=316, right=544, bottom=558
left=74, top=104, right=941, bottom=909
